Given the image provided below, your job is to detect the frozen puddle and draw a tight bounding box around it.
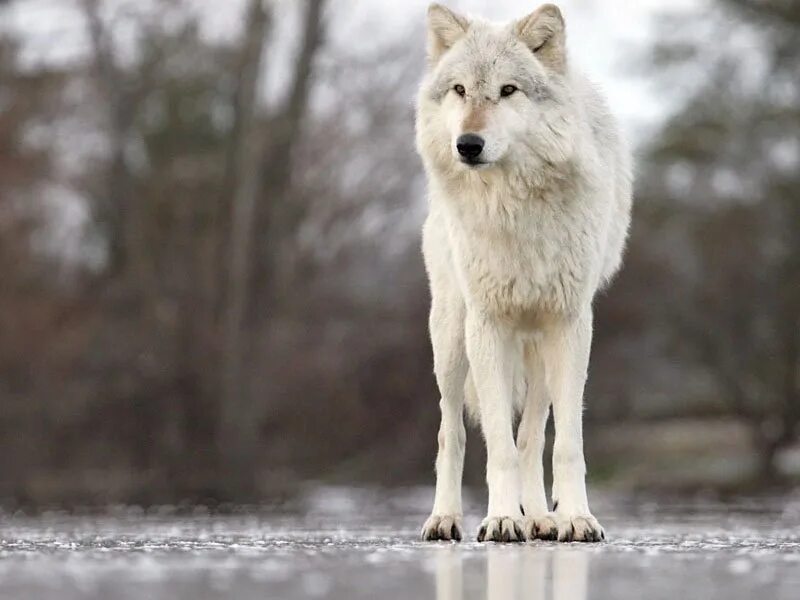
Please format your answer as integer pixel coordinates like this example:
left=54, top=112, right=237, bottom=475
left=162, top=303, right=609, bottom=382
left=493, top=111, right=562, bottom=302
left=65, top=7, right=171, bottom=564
left=1, top=489, right=798, bottom=599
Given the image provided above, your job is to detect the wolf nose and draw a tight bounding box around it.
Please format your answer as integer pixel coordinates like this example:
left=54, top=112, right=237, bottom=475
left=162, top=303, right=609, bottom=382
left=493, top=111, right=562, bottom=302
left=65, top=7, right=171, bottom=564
left=456, top=134, right=484, bottom=159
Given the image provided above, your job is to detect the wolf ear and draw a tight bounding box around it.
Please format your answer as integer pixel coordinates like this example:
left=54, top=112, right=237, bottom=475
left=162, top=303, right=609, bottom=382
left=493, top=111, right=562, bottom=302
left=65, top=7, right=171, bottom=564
left=427, top=4, right=470, bottom=65
left=514, top=4, right=566, bottom=73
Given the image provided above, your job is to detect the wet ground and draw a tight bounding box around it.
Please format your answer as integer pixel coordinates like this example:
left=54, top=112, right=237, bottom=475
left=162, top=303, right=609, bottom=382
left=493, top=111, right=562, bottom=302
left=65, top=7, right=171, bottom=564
left=1, top=487, right=799, bottom=600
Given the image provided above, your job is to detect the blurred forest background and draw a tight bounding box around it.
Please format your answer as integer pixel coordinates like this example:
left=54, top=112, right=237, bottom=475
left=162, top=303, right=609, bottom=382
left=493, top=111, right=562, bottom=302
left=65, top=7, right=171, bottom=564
left=0, top=0, right=797, bottom=508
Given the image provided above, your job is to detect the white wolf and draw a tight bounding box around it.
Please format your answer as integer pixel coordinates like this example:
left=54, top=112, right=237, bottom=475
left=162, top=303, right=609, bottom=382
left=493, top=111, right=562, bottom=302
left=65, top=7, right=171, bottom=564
left=416, top=3, right=632, bottom=543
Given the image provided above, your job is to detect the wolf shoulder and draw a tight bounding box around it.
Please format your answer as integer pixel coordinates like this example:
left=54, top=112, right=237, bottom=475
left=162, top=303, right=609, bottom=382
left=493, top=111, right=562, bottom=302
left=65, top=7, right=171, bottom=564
left=571, top=72, right=633, bottom=187
left=571, top=71, right=634, bottom=284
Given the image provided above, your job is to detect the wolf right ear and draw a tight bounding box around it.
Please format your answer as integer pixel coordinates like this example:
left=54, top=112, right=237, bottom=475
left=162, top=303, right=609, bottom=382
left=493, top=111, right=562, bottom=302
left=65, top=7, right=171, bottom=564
left=515, top=4, right=566, bottom=73
left=426, top=4, right=469, bottom=66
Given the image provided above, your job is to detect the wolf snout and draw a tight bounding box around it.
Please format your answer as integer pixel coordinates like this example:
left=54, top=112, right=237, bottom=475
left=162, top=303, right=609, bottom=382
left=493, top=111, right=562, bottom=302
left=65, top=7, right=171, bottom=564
left=456, top=133, right=485, bottom=162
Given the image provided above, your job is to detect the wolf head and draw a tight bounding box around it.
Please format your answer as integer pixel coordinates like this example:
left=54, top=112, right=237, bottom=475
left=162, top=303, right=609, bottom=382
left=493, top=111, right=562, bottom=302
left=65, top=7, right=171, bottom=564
left=416, top=4, right=576, bottom=180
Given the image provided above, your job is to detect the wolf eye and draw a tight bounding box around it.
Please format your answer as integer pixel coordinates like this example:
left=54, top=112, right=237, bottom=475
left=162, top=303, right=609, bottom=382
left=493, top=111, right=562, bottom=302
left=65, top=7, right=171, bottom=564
left=500, top=85, right=518, bottom=97
left=453, top=84, right=466, bottom=97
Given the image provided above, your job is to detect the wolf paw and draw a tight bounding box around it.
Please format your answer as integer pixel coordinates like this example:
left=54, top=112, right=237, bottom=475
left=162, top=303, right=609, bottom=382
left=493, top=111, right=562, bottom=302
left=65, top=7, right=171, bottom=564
left=521, top=513, right=559, bottom=541
left=554, top=513, right=605, bottom=542
left=477, top=516, right=525, bottom=542
left=421, top=514, right=463, bottom=541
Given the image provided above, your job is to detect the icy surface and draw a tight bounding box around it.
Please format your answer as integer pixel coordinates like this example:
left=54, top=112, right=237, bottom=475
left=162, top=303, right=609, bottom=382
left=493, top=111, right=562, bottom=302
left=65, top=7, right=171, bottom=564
left=1, top=488, right=799, bottom=599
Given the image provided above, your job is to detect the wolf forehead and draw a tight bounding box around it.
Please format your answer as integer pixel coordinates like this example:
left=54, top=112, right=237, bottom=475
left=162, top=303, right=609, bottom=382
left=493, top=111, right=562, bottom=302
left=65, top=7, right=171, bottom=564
left=425, top=24, right=551, bottom=102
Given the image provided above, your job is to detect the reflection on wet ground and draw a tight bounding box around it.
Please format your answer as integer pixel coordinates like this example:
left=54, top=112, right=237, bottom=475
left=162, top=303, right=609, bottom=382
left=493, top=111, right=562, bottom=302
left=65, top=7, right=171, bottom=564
left=435, top=546, right=589, bottom=600
left=0, top=487, right=799, bottom=599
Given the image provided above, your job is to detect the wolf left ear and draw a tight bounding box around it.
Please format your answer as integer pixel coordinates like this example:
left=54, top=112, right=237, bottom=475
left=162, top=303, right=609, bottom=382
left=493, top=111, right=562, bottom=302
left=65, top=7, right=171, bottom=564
left=427, top=4, right=470, bottom=66
left=514, top=4, right=566, bottom=73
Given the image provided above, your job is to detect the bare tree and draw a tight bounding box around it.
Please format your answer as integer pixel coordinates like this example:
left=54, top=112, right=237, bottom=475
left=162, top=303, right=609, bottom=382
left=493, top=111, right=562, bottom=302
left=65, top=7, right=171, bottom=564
left=81, top=0, right=136, bottom=274
left=255, top=0, right=328, bottom=310
left=643, top=0, right=800, bottom=482
left=218, top=0, right=328, bottom=495
left=218, top=0, right=273, bottom=494
left=674, top=206, right=799, bottom=481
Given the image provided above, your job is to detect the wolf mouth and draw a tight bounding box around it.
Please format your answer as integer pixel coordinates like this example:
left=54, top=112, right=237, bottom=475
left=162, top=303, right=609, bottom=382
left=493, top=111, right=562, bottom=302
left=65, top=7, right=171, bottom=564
left=460, top=157, right=489, bottom=168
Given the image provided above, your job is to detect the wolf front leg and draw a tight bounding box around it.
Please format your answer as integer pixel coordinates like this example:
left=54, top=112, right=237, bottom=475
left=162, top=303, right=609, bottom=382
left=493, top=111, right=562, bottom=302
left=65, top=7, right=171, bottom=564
left=517, top=345, right=558, bottom=540
left=465, top=313, right=524, bottom=542
left=421, top=289, right=469, bottom=542
left=545, top=311, right=604, bottom=542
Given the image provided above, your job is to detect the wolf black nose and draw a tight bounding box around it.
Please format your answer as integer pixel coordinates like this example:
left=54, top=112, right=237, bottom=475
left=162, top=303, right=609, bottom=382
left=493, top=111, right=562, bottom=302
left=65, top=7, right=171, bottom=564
left=456, top=134, right=484, bottom=159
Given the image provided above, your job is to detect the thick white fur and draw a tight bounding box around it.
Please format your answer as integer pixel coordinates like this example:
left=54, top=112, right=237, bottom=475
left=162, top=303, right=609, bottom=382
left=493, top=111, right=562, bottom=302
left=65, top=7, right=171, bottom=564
left=418, top=4, right=632, bottom=542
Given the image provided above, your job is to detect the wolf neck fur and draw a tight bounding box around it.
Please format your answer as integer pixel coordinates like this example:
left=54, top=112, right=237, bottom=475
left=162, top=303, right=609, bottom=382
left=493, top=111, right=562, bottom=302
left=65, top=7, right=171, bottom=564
left=434, top=152, right=583, bottom=223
